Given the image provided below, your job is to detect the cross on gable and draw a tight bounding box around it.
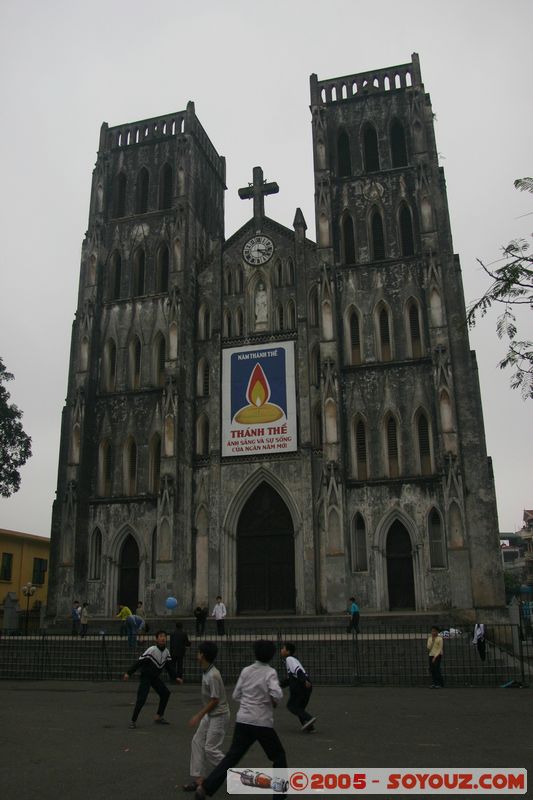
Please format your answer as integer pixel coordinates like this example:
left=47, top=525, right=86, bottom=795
left=238, top=166, right=279, bottom=225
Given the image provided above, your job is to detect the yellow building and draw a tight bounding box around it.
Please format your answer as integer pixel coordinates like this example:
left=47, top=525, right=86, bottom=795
left=0, top=528, right=50, bottom=609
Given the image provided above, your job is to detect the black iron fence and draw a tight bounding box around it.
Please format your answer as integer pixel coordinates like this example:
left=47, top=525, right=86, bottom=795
left=0, top=622, right=528, bottom=687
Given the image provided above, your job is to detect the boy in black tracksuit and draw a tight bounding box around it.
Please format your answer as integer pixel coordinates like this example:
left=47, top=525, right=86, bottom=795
left=123, top=630, right=180, bottom=728
left=280, top=642, right=316, bottom=732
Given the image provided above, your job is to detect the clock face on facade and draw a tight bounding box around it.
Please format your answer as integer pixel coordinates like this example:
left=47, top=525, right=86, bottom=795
left=242, top=235, right=274, bottom=266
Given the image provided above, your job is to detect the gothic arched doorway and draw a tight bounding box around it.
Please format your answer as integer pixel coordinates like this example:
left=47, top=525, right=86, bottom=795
left=386, top=521, right=415, bottom=609
left=237, top=482, right=295, bottom=613
left=118, top=534, right=140, bottom=611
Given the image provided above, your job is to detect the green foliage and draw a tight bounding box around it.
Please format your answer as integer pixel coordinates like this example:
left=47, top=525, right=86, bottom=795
left=468, top=178, right=533, bottom=399
left=0, top=357, right=32, bottom=497
left=504, top=570, right=521, bottom=597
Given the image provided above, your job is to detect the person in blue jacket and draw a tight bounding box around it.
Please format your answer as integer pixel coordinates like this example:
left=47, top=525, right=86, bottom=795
left=347, top=597, right=360, bottom=634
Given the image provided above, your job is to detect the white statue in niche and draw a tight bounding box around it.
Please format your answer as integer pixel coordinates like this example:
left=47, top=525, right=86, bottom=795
left=255, top=281, right=268, bottom=326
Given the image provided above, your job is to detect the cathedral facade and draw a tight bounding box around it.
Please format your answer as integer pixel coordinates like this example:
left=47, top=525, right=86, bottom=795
left=48, top=53, right=505, bottom=618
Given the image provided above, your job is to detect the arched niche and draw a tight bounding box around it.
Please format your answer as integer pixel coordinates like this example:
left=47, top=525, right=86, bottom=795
left=324, top=398, right=338, bottom=443
left=448, top=502, right=464, bottom=548
left=327, top=508, right=343, bottom=554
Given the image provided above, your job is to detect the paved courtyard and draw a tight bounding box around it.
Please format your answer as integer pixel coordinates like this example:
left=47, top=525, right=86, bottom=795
left=0, top=681, right=529, bottom=799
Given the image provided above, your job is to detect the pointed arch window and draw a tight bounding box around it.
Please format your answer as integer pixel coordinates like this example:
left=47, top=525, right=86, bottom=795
left=225, top=270, right=233, bottom=296
left=354, top=418, right=368, bottom=479
left=223, top=309, right=232, bottom=338
left=151, top=527, right=157, bottom=579
left=407, top=299, right=422, bottom=358
left=277, top=303, right=284, bottom=331
left=109, top=251, right=122, bottom=301
left=156, top=244, right=169, bottom=293
left=197, top=359, right=210, bottom=396
left=417, top=410, right=432, bottom=475
left=390, top=119, right=408, bottom=167
left=159, top=163, right=173, bottom=209
left=378, top=305, right=392, bottom=361
left=199, top=305, right=211, bottom=340
left=235, top=307, right=244, bottom=337
left=274, top=259, right=282, bottom=287
left=287, top=300, right=296, bottom=330
left=196, top=414, right=209, bottom=456
left=429, top=508, right=446, bottom=568
left=88, top=254, right=97, bottom=285
left=286, top=259, right=295, bottom=286
left=236, top=267, right=243, bottom=294
left=149, top=433, right=161, bottom=494
left=80, top=336, right=89, bottom=372
left=371, top=209, right=385, bottom=260
left=98, top=439, right=112, bottom=496
left=113, top=172, right=127, bottom=218
left=129, top=336, right=142, bottom=389
left=124, top=436, right=137, bottom=496
left=154, top=333, right=166, bottom=387
left=430, top=288, right=444, bottom=327
left=342, top=214, right=356, bottom=264
left=399, top=203, right=415, bottom=256
left=363, top=123, right=380, bottom=172
left=309, top=286, right=319, bottom=327
left=89, top=528, right=102, bottom=580
left=71, top=423, right=81, bottom=464
left=132, top=248, right=145, bottom=296
left=351, top=513, right=368, bottom=571
left=311, top=403, right=322, bottom=448
left=102, top=339, right=117, bottom=392
left=135, top=167, right=150, bottom=214
left=439, top=389, right=453, bottom=433
left=310, top=345, right=321, bottom=387
left=385, top=413, right=399, bottom=477
left=337, top=129, right=352, bottom=177
left=348, top=309, right=361, bottom=365
left=321, top=299, right=333, bottom=341
left=324, top=399, right=337, bottom=444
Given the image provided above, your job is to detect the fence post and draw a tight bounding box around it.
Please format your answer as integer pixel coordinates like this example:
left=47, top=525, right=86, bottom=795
left=517, top=625, right=525, bottom=685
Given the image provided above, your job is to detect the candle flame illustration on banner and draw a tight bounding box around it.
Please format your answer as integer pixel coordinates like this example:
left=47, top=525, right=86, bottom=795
left=234, top=363, right=284, bottom=424
left=222, top=342, right=297, bottom=457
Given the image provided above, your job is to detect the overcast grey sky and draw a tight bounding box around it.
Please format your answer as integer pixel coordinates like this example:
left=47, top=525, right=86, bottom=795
left=0, top=0, right=531, bottom=536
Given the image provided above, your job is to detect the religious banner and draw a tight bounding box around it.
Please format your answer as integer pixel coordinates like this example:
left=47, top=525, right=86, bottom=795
left=222, top=342, right=297, bottom=457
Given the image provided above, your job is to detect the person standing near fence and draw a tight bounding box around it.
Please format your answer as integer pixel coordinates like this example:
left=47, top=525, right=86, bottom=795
left=347, top=597, right=360, bottom=634
left=170, top=621, right=190, bottom=681
left=280, top=642, right=316, bottom=733
left=126, top=613, right=146, bottom=648
left=123, top=630, right=180, bottom=728
left=426, top=625, right=444, bottom=688
left=80, top=603, right=89, bottom=637
left=472, top=623, right=486, bottom=662
left=71, top=601, right=81, bottom=636
left=136, top=601, right=147, bottom=632
left=116, top=603, right=132, bottom=636
left=211, top=596, right=226, bottom=637
left=183, top=641, right=230, bottom=793
left=194, top=606, right=208, bottom=636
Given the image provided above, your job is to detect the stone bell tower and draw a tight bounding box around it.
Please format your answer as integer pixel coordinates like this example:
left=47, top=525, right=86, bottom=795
left=308, top=53, right=505, bottom=612
left=48, top=103, right=226, bottom=617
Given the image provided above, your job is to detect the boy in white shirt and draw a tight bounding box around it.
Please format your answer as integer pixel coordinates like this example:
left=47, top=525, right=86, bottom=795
left=280, top=642, right=316, bottom=732
left=195, top=640, right=287, bottom=800
left=211, top=596, right=226, bottom=636
left=184, top=641, right=230, bottom=793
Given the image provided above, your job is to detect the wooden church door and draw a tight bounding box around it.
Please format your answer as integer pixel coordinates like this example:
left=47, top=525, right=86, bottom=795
left=237, top=482, right=296, bottom=613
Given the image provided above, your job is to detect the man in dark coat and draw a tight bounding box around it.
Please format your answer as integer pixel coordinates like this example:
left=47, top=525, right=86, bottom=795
left=170, top=621, right=191, bottom=681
